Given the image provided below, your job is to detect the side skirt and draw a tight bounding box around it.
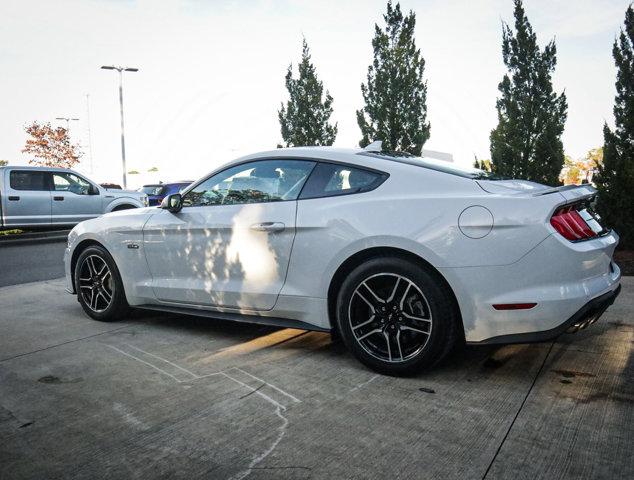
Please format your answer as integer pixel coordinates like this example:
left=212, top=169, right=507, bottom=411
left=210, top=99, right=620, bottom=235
left=136, top=304, right=331, bottom=333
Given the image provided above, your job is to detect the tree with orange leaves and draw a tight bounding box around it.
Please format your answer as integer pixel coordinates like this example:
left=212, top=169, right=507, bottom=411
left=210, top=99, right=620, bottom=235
left=22, top=121, right=82, bottom=168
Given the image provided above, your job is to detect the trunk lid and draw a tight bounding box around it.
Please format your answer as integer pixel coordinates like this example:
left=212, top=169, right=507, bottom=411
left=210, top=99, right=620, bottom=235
left=476, top=179, right=550, bottom=195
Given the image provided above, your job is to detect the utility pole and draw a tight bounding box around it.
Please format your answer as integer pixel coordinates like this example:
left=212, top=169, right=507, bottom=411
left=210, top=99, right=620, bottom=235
left=85, top=94, right=94, bottom=174
left=100, top=65, right=138, bottom=189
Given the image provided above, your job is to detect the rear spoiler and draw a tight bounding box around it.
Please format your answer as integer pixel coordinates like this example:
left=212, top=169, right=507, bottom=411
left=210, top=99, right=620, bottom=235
left=532, top=184, right=597, bottom=203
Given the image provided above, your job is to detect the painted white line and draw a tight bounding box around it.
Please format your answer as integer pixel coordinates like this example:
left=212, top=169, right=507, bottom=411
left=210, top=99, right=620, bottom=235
left=105, top=343, right=295, bottom=480
left=105, top=345, right=183, bottom=383
left=232, top=367, right=301, bottom=403
left=349, top=374, right=379, bottom=392
left=125, top=343, right=198, bottom=379
left=190, top=372, right=225, bottom=380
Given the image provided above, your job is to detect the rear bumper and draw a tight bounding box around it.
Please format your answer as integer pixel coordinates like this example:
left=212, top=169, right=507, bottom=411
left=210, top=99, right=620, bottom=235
left=470, top=283, right=621, bottom=345
left=441, top=231, right=621, bottom=343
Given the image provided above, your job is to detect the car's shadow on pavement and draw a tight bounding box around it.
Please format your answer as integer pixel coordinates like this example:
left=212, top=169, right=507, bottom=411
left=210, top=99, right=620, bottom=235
left=119, top=307, right=537, bottom=379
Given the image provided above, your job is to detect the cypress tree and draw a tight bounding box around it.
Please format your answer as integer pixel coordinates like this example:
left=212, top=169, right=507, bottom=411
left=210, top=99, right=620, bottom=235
left=594, top=5, right=634, bottom=248
left=490, top=0, right=567, bottom=185
left=356, top=1, right=430, bottom=155
left=278, top=39, right=337, bottom=147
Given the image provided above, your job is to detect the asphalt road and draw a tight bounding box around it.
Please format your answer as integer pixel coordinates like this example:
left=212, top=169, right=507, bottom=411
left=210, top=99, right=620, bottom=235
left=0, top=239, right=66, bottom=287
left=0, top=276, right=632, bottom=479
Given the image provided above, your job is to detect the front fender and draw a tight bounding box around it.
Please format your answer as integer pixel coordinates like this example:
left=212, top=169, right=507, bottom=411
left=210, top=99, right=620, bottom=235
left=66, top=210, right=156, bottom=304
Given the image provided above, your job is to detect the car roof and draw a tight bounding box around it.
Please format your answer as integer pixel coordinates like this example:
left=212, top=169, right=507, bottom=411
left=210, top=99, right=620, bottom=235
left=215, top=146, right=486, bottom=180
left=0, top=165, right=76, bottom=172
left=221, top=147, right=375, bottom=173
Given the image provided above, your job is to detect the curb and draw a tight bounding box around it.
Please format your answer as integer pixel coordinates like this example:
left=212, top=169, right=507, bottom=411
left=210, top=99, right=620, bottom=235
left=0, top=230, right=70, bottom=246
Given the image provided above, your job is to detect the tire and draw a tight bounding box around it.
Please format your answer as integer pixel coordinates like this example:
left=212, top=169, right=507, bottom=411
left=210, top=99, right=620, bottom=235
left=336, top=257, right=459, bottom=376
left=112, top=204, right=137, bottom=211
left=74, top=245, right=129, bottom=322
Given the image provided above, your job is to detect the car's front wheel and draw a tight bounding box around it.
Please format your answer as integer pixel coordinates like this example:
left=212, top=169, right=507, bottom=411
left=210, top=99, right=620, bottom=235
left=336, top=257, right=459, bottom=375
left=74, top=245, right=129, bottom=322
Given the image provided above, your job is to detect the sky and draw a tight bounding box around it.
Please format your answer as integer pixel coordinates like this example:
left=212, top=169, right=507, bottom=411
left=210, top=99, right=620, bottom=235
left=0, top=0, right=630, bottom=187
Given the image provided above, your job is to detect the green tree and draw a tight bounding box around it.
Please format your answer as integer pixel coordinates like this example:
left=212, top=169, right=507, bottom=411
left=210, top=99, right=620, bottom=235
left=356, top=1, right=430, bottom=155
left=473, top=158, right=492, bottom=172
left=594, top=5, right=634, bottom=248
left=0, top=160, right=8, bottom=166
left=490, top=0, right=567, bottom=185
left=278, top=39, right=337, bottom=147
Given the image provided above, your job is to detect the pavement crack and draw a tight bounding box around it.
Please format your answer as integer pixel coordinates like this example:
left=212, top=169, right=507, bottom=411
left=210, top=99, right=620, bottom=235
left=239, top=383, right=265, bottom=400
left=0, top=325, right=130, bottom=363
left=481, top=341, right=555, bottom=480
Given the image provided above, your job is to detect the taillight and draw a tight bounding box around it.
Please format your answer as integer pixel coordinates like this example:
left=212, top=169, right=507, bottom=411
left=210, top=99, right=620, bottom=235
left=550, top=204, right=604, bottom=241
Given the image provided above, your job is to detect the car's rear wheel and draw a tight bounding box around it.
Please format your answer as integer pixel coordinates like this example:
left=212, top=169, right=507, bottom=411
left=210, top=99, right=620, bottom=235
left=75, top=245, right=129, bottom=322
left=336, top=257, right=459, bottom=375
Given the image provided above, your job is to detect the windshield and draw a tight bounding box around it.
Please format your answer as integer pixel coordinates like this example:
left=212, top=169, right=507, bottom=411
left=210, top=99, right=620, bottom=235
left=139, top=185, right=165, bottom=195
left=359, top=151, right=502, bottom=180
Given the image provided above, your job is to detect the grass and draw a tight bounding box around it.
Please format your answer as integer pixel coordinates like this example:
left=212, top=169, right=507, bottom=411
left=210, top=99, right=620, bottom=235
left=0, top=229, right=23, bottom=236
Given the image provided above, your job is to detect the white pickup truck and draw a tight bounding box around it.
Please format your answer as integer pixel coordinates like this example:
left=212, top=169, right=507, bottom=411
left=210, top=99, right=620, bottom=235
left=0, top=166, right=148, bottom=228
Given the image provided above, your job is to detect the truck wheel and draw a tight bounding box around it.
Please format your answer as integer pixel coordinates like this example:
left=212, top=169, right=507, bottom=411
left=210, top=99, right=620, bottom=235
left=112, top=204, right=137, bottom=211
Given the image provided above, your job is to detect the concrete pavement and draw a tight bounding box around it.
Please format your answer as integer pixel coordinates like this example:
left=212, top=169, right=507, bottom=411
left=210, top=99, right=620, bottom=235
left=0, top=277, right=632, bottom=479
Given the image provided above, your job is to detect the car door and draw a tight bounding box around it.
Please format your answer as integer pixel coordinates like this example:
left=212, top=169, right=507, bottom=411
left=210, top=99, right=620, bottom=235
left=50, top=171, right=103, bottom=224
left=143, top=159, right=316, bottom=311
left=3, top=170, right=51, bottom=226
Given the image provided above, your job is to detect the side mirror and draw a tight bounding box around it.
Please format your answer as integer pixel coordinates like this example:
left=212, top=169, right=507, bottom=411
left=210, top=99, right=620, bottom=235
left=161, top=193, right=183, bottom=213
left=89, top=185, right=100, bottom=195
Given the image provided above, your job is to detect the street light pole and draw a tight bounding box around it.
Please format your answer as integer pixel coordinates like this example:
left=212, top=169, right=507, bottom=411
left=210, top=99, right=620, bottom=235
left=101, top=65, right=138, bottom=189
left=85, top=94, right=94, bottom=174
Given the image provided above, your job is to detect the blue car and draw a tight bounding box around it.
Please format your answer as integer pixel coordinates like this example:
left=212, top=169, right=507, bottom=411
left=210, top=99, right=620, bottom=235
left=139, top=182, right=193, bottom=207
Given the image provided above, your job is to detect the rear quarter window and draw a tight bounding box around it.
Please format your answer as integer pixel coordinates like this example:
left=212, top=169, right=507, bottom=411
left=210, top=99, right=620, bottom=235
left=299, top=163, right=387, bottom=199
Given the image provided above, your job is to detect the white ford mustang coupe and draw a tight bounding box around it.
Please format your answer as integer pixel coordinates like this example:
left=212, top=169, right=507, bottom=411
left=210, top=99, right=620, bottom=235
left=64, top=143, right=621, bottom=374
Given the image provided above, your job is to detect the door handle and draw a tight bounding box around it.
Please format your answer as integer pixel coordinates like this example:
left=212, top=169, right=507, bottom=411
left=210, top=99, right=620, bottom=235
left=250, top=222, right=285, bottom=232
left=53, top=196, right=64, bottom=201
left=8, top=196, right=20, bottom=201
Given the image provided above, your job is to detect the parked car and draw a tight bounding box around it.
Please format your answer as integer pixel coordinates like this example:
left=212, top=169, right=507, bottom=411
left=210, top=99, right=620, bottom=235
left=139, top=181, right=193, bottom=206
left=100, top=183, right=122, bottom=190
left=0, top=166, right=148, bottom=228
left=64, top=144, right=621, bottom=375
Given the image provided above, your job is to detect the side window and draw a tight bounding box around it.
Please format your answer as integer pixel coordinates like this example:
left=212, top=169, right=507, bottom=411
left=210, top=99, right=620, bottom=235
left=52, top=172, right=92, bottom=195
left=140, top=185, right=165, bottom=196
left=9, top=171, right=48, bottom=191
left=182, top=159, right=316, bottom=207
left=299, top=163, right=386, bottom=199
